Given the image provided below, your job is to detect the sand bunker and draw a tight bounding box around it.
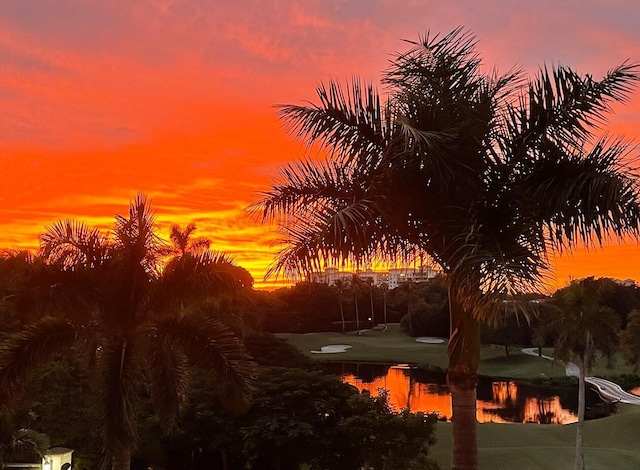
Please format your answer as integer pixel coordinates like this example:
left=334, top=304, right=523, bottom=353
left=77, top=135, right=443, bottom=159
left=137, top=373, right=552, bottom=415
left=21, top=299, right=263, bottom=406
left=310, top=344, right=352, bottom=354
left=415, top=337, right=445, bottom=344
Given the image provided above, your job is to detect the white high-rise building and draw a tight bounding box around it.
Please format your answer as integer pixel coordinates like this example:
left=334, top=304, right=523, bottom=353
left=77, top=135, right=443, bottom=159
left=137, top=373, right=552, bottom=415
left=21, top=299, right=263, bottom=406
left=308, top=266, right=439, bottom=288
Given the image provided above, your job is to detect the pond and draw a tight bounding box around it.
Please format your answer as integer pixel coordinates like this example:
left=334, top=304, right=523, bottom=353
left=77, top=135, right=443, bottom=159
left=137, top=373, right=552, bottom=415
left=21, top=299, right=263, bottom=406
left=328, top=363, right=613, bottom=424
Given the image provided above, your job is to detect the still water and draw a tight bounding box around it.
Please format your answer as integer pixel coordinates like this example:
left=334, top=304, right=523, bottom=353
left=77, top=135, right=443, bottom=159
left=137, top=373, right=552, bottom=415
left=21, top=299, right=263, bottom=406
left=331, top=363, right=608, bottom=424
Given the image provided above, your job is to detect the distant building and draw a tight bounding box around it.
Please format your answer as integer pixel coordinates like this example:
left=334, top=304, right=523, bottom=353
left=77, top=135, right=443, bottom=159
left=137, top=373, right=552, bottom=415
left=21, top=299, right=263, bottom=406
left=308, top=266, right=440, bottom=289
left=309, top=267, right=354, bottom=285
left=387, top=266, right=439, bottom=288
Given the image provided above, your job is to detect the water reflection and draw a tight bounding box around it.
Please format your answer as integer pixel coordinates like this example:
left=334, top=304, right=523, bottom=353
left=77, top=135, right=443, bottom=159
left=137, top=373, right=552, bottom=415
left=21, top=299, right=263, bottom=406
left=338, top=364, right=581, bottom=424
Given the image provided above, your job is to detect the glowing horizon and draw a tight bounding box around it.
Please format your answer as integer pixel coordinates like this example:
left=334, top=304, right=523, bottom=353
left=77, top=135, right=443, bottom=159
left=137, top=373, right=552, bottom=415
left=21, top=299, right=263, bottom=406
left=1, top=1, right=640, bottom=290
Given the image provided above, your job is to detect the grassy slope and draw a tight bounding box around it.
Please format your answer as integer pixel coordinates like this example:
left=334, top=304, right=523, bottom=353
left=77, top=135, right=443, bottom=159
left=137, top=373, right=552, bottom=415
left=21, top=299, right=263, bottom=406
left=432, top=405, right=640, bottom=469
left=278, top=324, right=640, bottom=469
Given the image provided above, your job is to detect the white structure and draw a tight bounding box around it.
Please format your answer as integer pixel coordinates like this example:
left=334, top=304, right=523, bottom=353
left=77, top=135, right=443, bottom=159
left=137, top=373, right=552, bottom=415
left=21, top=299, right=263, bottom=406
left=4, top=448, right=73, bottom=470
left=309, top=266, right=439, bottom=288
left=42, top=448, right=73, bottom=470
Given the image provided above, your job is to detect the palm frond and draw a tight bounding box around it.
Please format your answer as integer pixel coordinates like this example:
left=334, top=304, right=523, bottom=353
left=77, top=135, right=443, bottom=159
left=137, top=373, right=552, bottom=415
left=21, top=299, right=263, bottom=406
left=512, top=136, right=640, bottom=249
left=151, top=314, right=256, bottom=413
left=277, top=79, right=389, bottom=164
left=114, top=193, right=167, bottom=275
left=9, top=262, right=97, bottom=323
left=0, top=317, right=78, bottom=407
left=503, top=62, right=640, bottom=154
left=96, top=337, right=144, bottom=463
left=141, top=330, right=189, bottom=431
left=6, top=428, right=51, bottom=460
left=154, top=250, right=242, bottom=311
left=39, top=219, right=109, bottom=268
left=255, top=157, right=361, bottom=222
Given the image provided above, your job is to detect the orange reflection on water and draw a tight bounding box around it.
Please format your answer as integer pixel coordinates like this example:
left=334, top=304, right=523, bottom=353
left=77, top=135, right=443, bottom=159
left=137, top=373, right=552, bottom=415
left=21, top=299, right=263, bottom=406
left=343, top=366, right=452, bottom=419
left=523, top=394, right=577, bottom=424
left=343, top=368, right=578, bottom=424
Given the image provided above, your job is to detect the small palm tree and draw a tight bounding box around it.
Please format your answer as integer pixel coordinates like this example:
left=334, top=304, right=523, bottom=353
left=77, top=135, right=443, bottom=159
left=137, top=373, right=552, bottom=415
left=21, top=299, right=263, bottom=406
left=169, top=223, right=210, bottom=256
left=0, top=194, right=256, bottom=470
left=255, top=28, right=640, bottom=469
left=536, top=278, right=621, bottom=470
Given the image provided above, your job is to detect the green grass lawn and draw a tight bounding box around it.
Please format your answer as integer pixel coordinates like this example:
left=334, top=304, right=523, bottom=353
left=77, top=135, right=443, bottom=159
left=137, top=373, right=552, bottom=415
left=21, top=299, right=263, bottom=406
left=278, top=324, right=640, bottom=469
left=431, top=405, right=640, bottom=469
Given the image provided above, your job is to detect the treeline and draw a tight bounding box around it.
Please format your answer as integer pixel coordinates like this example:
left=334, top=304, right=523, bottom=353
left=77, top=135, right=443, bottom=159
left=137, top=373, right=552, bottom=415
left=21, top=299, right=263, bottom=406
left=250, top=275, right=451, bottom=337
left=253, top=276, right=640, bottom=355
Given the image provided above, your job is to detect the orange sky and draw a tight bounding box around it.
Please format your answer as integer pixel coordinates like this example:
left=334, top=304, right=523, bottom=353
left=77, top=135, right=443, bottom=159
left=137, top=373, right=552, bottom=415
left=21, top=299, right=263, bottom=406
left=1, top=1, right=640, bottom=289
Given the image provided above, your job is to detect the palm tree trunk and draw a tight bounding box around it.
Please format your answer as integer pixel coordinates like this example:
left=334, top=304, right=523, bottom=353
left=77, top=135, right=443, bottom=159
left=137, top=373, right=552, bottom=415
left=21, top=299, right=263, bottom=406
left=448, top=289, right=481, bottom=470
left=383, top=290, right=388, bottom=326
left=354, top=294, right=361, bottom=335
left=112, top=447, right=131, bottom=470
left=339, top=295, right=346, bottom=333
left=221, top=446, right=228, bottom=470
left=449, top=374, right=478, bottom=470
left=408, top=300, right=414, bottom=336
left=575, top=361, right=586, bottom=470
left=369, top=287, right=375, bottom=328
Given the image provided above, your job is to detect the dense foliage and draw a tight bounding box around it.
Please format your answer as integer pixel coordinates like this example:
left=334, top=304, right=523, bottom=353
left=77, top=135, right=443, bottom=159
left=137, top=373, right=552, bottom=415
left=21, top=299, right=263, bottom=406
left=157, top=366, right=439, bottom=470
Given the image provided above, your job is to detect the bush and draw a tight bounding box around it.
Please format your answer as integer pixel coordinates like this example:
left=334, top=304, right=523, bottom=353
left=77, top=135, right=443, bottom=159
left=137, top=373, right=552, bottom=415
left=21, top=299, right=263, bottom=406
left=160, top=367, right=440, bottom=469
left=243, top=331, right=316, bottom=369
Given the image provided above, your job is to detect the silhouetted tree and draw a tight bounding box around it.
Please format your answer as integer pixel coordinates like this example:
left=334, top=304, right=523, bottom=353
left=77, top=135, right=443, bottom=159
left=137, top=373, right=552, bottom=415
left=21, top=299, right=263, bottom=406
left=620, top=309, right=640, bottom=373
left=0, top=195, right=256, bottom=470
left=537, top=278, right=621, bottom=470
left=256, top=28, right=640, bottom=469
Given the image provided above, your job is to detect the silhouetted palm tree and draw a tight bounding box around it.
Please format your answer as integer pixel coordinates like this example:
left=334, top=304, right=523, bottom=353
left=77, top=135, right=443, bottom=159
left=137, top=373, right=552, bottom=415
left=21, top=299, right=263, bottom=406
left=0, top=194, right=256, bottom=470
left=537, top=278, right=621, bottom=470
left=169, top=223, right=210, bottom=256
left=256, top=28, right=640, bottom=469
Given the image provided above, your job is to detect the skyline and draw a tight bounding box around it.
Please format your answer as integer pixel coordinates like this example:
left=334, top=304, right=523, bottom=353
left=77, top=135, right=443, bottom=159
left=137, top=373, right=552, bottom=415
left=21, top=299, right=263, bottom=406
left=2, top=1, right=640, bottom=289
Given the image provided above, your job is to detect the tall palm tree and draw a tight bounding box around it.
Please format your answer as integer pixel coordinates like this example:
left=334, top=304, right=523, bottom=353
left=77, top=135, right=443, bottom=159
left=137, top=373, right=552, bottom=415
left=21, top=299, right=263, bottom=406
left=402, top=280, right=418, bottom=336
left=350, top=274, right=364, bottom=334
left=333, top=278, right=349, bottom=332
left=255, top=28, right=640, bottom=469
left=537, top=278, right=621, bottom=470
left=0, top=194, right=256, bottom=470
left=365, top=277, right=376, bottom=327
left=380, top=282, right=389, bottom=328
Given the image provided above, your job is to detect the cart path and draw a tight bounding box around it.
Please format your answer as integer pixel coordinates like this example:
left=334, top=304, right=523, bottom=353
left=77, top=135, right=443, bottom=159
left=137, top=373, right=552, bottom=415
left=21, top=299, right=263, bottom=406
left=521, top=348, right=640, bottom=405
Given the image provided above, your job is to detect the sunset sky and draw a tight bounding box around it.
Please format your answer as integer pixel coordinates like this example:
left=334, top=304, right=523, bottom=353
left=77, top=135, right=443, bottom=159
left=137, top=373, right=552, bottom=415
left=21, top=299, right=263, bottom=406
left=1, top=1, right=640, bottom=290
